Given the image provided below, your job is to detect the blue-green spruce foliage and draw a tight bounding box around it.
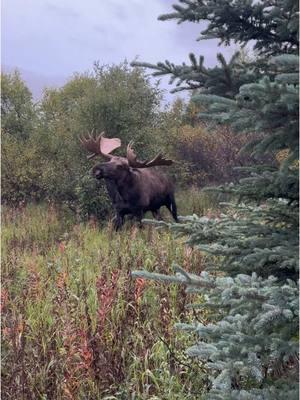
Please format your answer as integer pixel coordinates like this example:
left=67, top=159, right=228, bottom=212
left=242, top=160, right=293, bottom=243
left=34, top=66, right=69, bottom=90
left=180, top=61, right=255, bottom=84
left=132, top=0, right=299, bottom=398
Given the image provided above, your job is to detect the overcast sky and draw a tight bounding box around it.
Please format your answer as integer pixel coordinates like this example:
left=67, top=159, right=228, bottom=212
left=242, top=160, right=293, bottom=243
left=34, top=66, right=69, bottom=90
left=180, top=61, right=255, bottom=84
left=1, top=0, right=233, bottom=98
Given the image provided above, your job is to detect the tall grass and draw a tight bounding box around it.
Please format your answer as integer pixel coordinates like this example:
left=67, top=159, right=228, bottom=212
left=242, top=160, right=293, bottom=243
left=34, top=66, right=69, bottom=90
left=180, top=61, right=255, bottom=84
left=176, top=187, right=222, bottom=217
left=2, top=195, right=215, bottom=399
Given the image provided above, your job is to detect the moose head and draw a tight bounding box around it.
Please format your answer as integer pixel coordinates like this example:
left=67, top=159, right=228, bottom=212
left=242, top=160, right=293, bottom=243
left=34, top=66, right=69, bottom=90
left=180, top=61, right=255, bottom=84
left=80, top=132, right=173, bottom=181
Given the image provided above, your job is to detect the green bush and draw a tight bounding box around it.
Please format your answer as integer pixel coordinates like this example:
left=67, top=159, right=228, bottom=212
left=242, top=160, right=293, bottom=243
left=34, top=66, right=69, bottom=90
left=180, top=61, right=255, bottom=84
left=1, top=63, right=165, bottom=218
left=75, top=174, right=112, bottom=222
left=1, top=71, right=36, bottom=140
left=1, top=134, right=44, bottom=204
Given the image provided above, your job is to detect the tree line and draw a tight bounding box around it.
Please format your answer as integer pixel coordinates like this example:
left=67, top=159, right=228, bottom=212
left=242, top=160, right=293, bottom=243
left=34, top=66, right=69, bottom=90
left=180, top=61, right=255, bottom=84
left=2, top=61, right=269, bottom=220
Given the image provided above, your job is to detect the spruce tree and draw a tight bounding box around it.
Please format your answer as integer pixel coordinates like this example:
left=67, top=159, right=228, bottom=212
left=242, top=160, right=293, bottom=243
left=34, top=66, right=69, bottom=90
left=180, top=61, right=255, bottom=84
left=132, top=1, right=299, bottom=398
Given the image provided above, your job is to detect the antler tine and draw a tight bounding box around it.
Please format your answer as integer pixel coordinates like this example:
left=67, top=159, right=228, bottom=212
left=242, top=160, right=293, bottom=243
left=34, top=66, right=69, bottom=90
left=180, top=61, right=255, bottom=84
left=145, top=153, right=173, bottom=167
left=80, top=130, right=103, bottom=157
left=126, top=141, right=173, bottom=168
left=127, top=140, right=142, bottom=167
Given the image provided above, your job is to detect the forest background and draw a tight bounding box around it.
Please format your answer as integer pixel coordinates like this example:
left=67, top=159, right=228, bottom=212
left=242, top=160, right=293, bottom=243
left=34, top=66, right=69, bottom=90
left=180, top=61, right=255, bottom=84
left=2, top=0, right=298, bottom=399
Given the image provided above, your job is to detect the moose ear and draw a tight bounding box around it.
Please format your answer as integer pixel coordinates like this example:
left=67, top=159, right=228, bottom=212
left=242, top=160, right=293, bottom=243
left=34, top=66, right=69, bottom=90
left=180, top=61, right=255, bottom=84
left=100, top=132, right=121, bottom=155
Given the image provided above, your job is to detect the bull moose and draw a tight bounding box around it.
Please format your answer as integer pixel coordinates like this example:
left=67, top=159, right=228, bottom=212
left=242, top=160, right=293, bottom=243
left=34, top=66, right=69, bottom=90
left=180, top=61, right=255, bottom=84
left=80, top=132, right=178, bottom=229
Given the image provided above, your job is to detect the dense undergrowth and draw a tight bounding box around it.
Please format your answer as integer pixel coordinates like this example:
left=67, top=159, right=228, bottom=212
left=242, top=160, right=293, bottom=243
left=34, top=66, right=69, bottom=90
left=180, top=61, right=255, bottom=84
left=1, top=193, right=218, bottom=399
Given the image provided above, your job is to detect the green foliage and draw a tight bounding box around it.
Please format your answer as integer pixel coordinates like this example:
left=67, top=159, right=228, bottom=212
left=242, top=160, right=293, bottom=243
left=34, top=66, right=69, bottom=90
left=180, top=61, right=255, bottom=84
left=140, top=199, right=299, bottom=280
left=133, top=267, right=299, bottom=399
left=1, top=134, right=45, bottom=204
left=1, top=63, right=164, bottom=216
left=1, top=70, right=36, bottom=140
left=1, top=71, right=42, bottom=204
left=2, top=204, right=209, bottom=399
left=39, top=62, right=161, bottom=156
left=132, top=1, right=299, bottom=398
left=213, top=164, right=299, bottom=204
left=75, top=174, right=112, bottom=222
left=35, top=62, right=162, bottom=203
left=195, top=56, right=299, bottom=162
left=176, top=188, right=222, bottom=217
left=1, top=63, right=253, bottom=212
left=158, top=0, right=298, bottom=56
left=133, top=51, right=261, bottom=95
left=132, top=0, right=298, bottom=94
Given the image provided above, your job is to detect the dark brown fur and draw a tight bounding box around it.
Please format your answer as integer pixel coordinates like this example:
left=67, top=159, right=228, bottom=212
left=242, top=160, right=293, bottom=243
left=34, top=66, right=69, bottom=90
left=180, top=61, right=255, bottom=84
left=92, top=156, right=178, bottom=230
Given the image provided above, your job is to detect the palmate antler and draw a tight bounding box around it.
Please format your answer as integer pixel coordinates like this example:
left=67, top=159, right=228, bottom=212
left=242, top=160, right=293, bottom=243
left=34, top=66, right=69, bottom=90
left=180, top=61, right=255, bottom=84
left=80, top=131, right=121, bottom=159
left=80, top=133, right=173, bottom=167
left=127, top=141, right=173, bottom=168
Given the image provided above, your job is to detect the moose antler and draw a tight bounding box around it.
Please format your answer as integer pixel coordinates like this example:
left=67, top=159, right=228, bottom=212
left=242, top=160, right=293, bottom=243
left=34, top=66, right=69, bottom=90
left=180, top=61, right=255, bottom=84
left=127, top=141, right=173, bottom=168
left=80, top=131, right=121, bottom=159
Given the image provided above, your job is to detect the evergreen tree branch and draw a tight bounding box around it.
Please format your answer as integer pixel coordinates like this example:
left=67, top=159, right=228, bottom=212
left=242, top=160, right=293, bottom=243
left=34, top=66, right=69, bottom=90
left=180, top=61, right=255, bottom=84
left=158, top=0, right=299, bottom=56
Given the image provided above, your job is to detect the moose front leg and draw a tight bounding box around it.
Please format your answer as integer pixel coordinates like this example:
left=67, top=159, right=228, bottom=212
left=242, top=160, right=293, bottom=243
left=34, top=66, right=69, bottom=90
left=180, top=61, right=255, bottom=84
left=112, top=201, right=132, bottom=231
left=112, top=211, right=125, bottom=231
left=113, top=208, right=144, bottom=230
left=133, top=210, right=144, bottom=228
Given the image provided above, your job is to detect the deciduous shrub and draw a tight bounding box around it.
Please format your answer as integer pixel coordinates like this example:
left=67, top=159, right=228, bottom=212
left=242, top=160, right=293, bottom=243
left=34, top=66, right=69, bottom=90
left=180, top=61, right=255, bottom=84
left=175, top=123, right=272, bottom=187
left=75, top=174, right=112, bottom=222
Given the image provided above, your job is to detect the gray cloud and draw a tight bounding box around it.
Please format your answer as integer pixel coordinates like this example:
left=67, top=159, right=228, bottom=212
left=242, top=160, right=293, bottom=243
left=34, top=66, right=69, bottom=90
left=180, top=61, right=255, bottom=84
left=2, top=0, right=233, bottom=101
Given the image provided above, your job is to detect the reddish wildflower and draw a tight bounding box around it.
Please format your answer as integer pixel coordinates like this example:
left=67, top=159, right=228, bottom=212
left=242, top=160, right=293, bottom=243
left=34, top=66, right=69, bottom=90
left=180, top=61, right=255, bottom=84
left=0, top=289, right=8, bottom=312
left=96, top=271, right=119, bottom=333
left=26, top=258, right=42, bottom=299
left=58, top=241, right=66, bottom=253
left=61, top=323, right=93, bottom=397
left=78, top=329, right=93, bottom=369
left=134, top=278, right=146, bottom=303
left=2, top=327, right=11, bottom=339
left=56, top=271, right=68, bottom=290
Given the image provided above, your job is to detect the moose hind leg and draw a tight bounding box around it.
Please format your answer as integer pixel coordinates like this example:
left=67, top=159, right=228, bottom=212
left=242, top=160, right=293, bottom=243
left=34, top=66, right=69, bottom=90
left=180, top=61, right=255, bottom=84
left=166, top=194, right=178, bottom=222
left=152, top=210, right=163, bottom=221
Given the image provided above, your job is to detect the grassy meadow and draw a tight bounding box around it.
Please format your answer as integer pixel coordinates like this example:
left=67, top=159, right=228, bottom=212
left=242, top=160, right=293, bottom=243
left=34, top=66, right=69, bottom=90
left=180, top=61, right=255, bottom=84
left=1, top=190, right=219, bottom=400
